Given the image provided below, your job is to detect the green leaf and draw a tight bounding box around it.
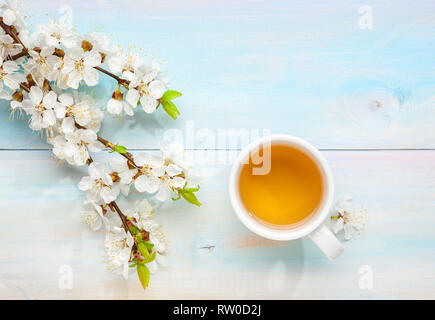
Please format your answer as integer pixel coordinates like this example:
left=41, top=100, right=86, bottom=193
left=113, top=145, right=127, bottom=154
left=137, top=241, right=156, bottom=263
left=161, top=100, right=180, bottom=120
left=161, top=90, right=182, bottom=101
left=137, top=264, right=150, bottom=290
left=137, top=241, right=150, bottom=258
left=172, top=193, right=181, bottom=201
left=144, top=251, right=156, bottom=264
left=129, top=225, right=140, bottom=235
left=143, top=241, right=154, bottom=250
left=181, top=189, right=201, bottom=207
left=184, top=186, right=200, bottom=193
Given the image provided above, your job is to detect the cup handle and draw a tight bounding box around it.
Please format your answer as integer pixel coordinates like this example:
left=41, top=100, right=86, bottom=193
left=309, top=224, right=344, bottom=260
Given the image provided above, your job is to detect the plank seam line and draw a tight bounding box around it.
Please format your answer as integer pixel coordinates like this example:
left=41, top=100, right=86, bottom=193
left=0, top=148, right=434, bottom=152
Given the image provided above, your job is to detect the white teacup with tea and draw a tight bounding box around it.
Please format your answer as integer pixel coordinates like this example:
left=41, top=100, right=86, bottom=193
left=228, top=134, right=343, bottom=260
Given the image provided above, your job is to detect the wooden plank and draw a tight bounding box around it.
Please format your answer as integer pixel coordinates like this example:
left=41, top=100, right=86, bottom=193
left=0, top=150, right=434, bottom=299
left=1, top=0, right=435, bottom=149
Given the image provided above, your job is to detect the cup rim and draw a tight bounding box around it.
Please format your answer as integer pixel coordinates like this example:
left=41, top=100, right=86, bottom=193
left=228, top=134, right=334, bottom=241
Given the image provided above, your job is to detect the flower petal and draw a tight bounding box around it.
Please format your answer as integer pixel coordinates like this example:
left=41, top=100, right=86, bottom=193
left=62, top=117, right=75, bottom=134
left=126, top=89, right=139, bottom=107
left=78, top=176, right=93, bottom=191
left=83, top=67, right=99, bottom=86
left=29, top=86, right=43, bottom=105
left=84, top=52, right=101, bottom=68
left=88, top=162, right=105, bottom=180
left=140, top=95, right=158, bottom=114
left=43, top=109, right=56, bottom=126
left=155, top=184, right=172, bottom=202
left=134, top=175, right=159, bottom=194
left=107, top=98, right=123, bottom=115
left=332, top=217, right=344, bottom=234
left=148, top=80, right=165, bottom=99
left=59, top=93, right=74, bottom=106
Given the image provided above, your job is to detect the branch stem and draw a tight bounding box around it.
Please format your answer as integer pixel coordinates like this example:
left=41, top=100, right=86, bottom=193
left=94, top=66, right=129, bottom=88
left=110, top=201, right=131, bottom=234
left=87, top=156, right=131, bottom=235
left=0, top=20, right=130, bottom=90
left=0, top=18, right=27, bottom=49
left=2, top=20, right=136, bottom=237
left=96, top=136, right=139, bottom=169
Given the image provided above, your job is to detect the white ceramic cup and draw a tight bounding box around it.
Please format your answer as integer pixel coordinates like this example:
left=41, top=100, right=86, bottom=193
left=228, top=134, right=343, bottom=260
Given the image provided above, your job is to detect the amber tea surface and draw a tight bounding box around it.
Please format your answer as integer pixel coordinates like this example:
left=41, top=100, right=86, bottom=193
left=238, top=144, right=324, bottom=227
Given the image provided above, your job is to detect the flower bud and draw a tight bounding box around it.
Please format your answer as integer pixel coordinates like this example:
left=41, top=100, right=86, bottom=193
left=112, top=90, right=123, bottom=101
left=110, top=172, right=120, bottom=183
left=100, top=52, right=106, bottom=64
left=12, top=90, right=23, bottom=102
left=81, top=40, right=93, bottom=52
left=54, top=48, right=65, bottom=58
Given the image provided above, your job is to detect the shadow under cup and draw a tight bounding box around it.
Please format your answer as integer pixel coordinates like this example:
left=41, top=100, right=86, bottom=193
left=233, top=139, right=332, bottom=238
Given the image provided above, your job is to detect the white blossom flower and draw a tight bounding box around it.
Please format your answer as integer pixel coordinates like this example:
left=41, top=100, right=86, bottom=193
left=64, top=129, right=104, bottom=165
left=0, top=0, right=25, bottom=30
left=331, top=195, right=365, bottom=240
left=56, top=93, right=94, bottom=134
left=21, top=86, right=64, bottom=130
left=0, top=55, right=25, bottom=92
left=107, top=91, right=134, bottom=116
left=110, top=157, right=137, bottom=185
left=62, top=47, right=101, bottom=89
left=24, top=47, right=61, bottom=85
left=107, top=52, right=142, bottom=75
left=80, top=33, right=115, bottom=58
left=126, top=199, right=153, bottom=223
left=71, top=91, right=104, bottom=132
left=161, top=142, right=191, bottom=170
left=38, top=20, right=77, bottom=49
left=134, top=152, right=165, bottom=194
left=132, top=148, right=189, bottom=201
left=125, top=62, right=166, bottom=113
left=81, top=198, right=110, bottom=231
left=104, top=226, right=134, bottom=279
left=136, top=218, right=167, bottom=273
left=78, top=162, right=120, bottom=203
left=50, top=134, right=68, bottom=161
left=0, top=34, right=22, bottom=59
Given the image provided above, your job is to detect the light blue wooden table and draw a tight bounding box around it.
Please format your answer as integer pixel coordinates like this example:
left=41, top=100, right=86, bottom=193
left=1, top=0, right=435, bottom=299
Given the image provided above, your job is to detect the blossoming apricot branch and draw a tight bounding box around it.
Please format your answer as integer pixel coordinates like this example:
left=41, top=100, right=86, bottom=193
left=0, top=0, right=201, bottom=289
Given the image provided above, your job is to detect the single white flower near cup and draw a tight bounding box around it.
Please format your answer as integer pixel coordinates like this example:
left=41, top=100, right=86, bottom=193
left=331, top=195, right=366, bottom=240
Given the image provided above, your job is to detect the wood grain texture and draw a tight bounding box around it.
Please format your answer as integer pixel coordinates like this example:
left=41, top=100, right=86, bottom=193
left=0, top=0, right=434, bottom=300
left=0, top=0, right=434, bottom=149
left=1, top=150, right=435, bottom=299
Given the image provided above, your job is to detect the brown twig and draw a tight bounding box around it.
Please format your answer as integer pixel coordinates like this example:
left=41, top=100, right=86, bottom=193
left=94, top=66, right=129, bottom=88
left=2, top=20, right=136, bottom=237
left=0, top=19, right=130, bottom=90
left=20, top=83, right=30, bottom=92
left=0, top=18, right=26, bottom=49
left=11, top=50, right=29, bottom=60
left=74, top=122, right=138, bottom=169
left=96, top=136, right=138, bottom=169
left=8, top=47, right=129, bottom=88
left=110, top=201, right=131, bottom=234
